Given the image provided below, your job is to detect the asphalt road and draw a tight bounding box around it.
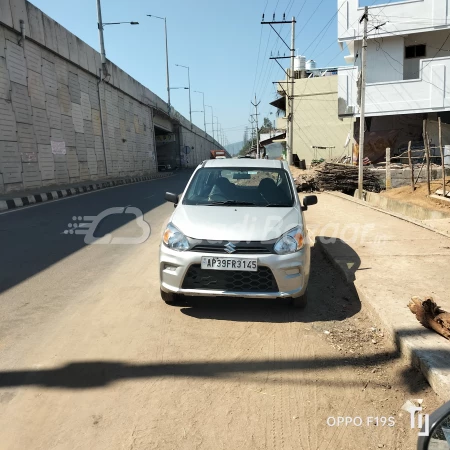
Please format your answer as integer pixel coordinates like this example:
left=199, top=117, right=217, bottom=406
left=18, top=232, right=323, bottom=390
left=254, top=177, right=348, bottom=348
left=0, top=172, right=440, bottom=450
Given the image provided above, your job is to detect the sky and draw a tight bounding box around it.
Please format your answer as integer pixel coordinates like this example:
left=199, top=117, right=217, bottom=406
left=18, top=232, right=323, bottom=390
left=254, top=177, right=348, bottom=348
left=29, top=0, right=370, bottom=144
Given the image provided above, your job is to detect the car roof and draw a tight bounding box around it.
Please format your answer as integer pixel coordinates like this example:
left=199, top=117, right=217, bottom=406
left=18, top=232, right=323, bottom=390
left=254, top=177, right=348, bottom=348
left=203, top=159, right=287, bottom=169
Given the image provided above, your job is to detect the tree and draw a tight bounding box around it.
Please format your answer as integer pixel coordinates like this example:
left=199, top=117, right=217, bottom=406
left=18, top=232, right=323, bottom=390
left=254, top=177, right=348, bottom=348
left=259, top=117, right=274, bottom=134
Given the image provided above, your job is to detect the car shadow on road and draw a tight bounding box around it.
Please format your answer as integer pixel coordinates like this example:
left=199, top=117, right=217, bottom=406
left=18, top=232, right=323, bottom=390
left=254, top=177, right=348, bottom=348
left=178, top=245, right=361, bottom=324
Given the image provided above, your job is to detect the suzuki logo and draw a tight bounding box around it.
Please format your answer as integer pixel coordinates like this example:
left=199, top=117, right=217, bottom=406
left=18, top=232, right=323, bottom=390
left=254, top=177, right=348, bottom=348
left=224, top=242, right=237, bottom=254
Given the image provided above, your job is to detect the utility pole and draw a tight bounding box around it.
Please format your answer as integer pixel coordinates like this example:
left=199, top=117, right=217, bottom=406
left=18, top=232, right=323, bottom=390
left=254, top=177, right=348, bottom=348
left=358, top=6, right=368, bottom=199
left=251, top=95, right=261, bottom=158
left=262, top=13, right=296, bottom=165
left=288, top=16, right=295, bottom=166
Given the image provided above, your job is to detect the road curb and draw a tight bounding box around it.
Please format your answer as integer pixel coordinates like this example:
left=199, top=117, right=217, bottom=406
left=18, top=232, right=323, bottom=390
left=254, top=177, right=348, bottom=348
left=0, top=173, right=174, bottom=212
left=315, top=237, right=450, bottom=402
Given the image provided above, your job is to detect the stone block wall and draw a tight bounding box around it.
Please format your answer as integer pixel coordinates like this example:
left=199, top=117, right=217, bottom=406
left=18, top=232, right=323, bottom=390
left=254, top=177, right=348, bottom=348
left=0, top=0, right=222, bottom=194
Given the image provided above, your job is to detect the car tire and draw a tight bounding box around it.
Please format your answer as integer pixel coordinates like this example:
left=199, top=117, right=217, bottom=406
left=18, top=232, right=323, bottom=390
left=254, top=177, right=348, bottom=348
left=160, top=289, right=180, bottom=305
left=291, top=291, right=308, bottom=309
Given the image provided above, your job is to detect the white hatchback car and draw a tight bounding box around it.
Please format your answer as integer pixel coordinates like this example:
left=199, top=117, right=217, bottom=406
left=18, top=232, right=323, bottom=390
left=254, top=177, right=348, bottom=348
left=159, top=159, right=317, bottom=307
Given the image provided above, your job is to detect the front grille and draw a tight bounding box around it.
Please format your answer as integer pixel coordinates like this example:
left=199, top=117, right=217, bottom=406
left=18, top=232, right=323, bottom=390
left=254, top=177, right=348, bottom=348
left=181, top=265, right=278, bottom=292
left=191, top=244, right=271, bottom=254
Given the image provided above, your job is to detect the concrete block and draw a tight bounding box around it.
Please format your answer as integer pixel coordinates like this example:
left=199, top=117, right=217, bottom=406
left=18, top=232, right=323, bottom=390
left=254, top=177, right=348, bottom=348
left=0, top=27, right=5, bottom=59
left=24, top=40, right=42, bottom=73
left=54, top=23, right=70, bottom=59
left=50, top=128, right=63, bottom=143
left=80, top=92, right=91, bottom=121
left=22, top=161, right=42, bottom=188
left=0, top=57, right=11, bottom=100
left=88, top=81, right=99, bottom=110
left=37, top=144, right=54, bottom=180
left=68, top=71, right=80, bottom=104
left=32, top=107, right=50, bottom=144
left=27, top=69, right=46, bottom=109
left=45, top=94, right=62, bottom=129
left=67, top=31, right=79, bottom=66
left=17, top=122, right=37, bottom=155
left=79, top=161, right=89, bottom=180
left=0, top=0, right=13, bottom=28
left=0, top=173, right=4, bottom=193
left=5, top=40, right=27, bottom=86
left=42, top=13, right=58, bottom=53
left=85, top=45, right=97, bottom=75
left=94, top=135, right=104, bottom=161
left=66, top=146, right=79, bottom=177
left=55, top=58, right=68, bottom=85
left=0, top=141, right=21, bottom=183
left=71, top=102, right=83, bottom=133
left=83, top=119, right=94, bottom=148
left=57, top=82, right=71, bottom=116
left=76, top=38, right=89, bottom=71
left=91, top=109, right=102, bottom=136
left=42, top=58, right=57, bottom=96
left=20, top=150, right=37, bottom=163
left=75, top=132, right=87, bottom=161
left=61, top=114, right=76, bottom=147
left=54, top=161, right=69, bottom=183
left=0, top=98, right=17, bottom=140
left=26, top=2, right=45, bottom=45
left=78, top=71, right=90, bottom=97
left=97, top=159, right=106, bottom=177
left=10, top=0, right=30, bottom=37
left=87, top=147, right=97, bottom=175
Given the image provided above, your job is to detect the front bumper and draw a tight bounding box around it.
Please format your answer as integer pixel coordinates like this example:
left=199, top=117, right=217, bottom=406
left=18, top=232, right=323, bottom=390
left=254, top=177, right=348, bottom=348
left=159, top=244, right=310, bottom=299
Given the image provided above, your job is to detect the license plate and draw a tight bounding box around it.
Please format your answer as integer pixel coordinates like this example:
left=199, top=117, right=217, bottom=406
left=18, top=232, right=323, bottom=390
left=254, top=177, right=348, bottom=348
left=201, top=257, right=258, bottom=271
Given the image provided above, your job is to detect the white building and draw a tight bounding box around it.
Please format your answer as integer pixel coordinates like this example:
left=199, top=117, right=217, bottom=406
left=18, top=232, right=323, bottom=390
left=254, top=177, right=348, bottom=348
left=338, top=0, right=450, bottom=161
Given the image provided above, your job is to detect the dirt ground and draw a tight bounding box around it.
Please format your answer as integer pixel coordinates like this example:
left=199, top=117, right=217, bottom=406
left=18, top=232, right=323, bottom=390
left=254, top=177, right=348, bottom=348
left=380, top=180, right=450, bottom=214
left=0, top=175, right=443, bottom=450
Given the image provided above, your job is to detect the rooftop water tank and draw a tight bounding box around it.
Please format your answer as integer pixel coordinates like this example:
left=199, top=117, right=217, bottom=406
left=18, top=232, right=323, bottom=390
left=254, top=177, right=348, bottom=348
left=294, top=55, right=306, bottom=71
left=306, top=59, right=316, bottom=70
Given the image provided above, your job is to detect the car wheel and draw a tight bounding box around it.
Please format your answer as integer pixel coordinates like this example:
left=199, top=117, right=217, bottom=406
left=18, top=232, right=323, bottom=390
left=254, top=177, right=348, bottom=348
left=291, top=291, right=308, bottom=309
left=160, top=289, right=180, bottom=305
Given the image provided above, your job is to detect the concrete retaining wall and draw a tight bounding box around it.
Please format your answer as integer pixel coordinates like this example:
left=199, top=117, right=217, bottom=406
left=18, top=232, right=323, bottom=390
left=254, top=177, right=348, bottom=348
left=356, top=190, right=450, bottom=221
left=0, top=0, right=221, bottom=194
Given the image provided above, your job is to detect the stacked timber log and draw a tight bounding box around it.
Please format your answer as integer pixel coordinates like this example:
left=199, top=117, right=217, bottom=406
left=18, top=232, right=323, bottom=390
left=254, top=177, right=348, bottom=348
left=315, top=163, right=382, bottom=193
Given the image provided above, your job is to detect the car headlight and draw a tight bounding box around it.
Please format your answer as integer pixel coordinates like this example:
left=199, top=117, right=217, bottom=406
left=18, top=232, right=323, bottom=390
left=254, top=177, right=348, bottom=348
left=162, top=222, right=190, bottom=251
left=273, top=226, right=304, bottom=255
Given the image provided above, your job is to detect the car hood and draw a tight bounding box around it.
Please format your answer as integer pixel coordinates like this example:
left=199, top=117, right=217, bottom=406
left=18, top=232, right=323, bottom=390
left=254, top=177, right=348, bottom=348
left=171, top=205, right=302, bottom=241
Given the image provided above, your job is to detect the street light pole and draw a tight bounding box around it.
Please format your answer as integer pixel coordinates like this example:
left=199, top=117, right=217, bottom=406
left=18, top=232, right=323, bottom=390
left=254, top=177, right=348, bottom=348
left=206, top=105, right=214, bottom=140
left=148, top=15, right=171, bottom=115
left=194, top=90, right=207, bottom=133
left=214, top=116, right=219, bottom=144
left=175, top=64, right=192, bottom=128
left=96, top=0, right=107, bottom=73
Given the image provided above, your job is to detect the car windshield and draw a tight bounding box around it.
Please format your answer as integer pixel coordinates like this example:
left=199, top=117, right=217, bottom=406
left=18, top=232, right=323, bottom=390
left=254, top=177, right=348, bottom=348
left=182, top=167, right=295, bottom=206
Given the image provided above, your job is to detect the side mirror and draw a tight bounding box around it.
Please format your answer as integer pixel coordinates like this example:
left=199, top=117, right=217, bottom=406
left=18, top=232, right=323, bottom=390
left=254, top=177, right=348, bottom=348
left=165, top=192, right=179, bottom=205
left=302, top=195, right=318, bottom=211
left=417, top=400, right=450, bottom=449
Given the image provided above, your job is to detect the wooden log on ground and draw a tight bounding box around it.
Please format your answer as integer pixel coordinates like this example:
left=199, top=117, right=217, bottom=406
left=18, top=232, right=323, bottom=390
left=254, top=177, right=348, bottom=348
left=408, top=296, right=450, bottom=340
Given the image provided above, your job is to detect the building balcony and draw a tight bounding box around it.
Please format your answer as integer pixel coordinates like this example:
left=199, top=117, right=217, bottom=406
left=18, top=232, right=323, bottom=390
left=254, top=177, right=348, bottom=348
left=338, top=0, right=450, bottom=43
left=338, top=54, right=450, bottom=117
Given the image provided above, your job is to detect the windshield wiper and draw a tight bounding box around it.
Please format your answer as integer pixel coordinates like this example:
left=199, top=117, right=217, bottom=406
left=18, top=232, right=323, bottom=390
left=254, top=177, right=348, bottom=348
left=264, top=203, right=292, bottom=207
left=202, top=200, right=256, bottom=206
